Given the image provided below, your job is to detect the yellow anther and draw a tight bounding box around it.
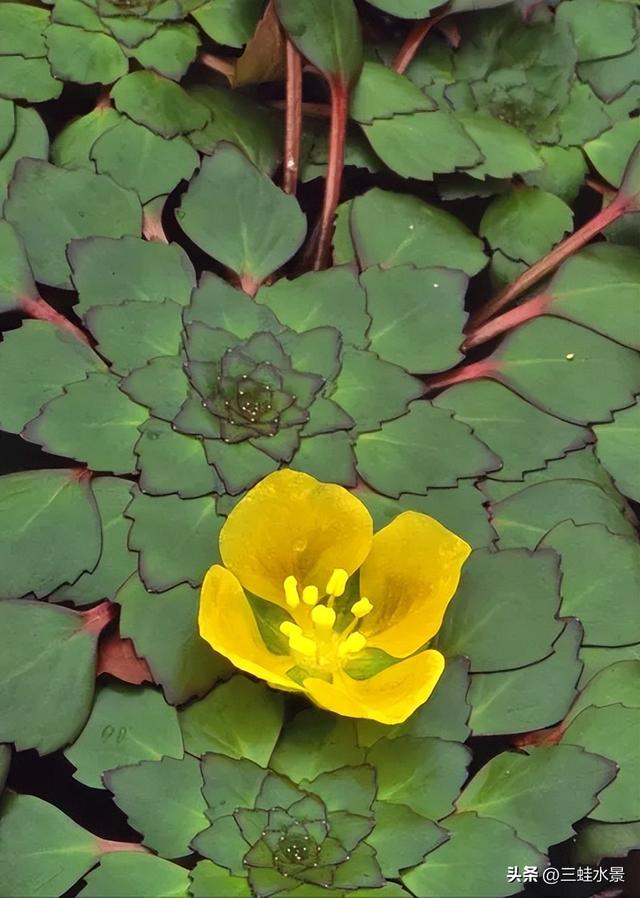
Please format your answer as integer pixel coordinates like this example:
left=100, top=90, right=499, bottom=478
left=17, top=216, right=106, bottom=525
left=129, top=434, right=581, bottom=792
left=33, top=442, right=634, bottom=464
left=302, top=585, right=319, bottom=606
left=338, top=632, right=367, bottom=657
left=284, top=575, right=300, bottom=608
left=351, top=597, right=373, bottom=619
left=326, top=568, right=348, bottom=597
left=289, top=633, right=317, bottom=658
left=279, top=621, right=302, bottom=639
left=311, top=605, right=336, bottom=630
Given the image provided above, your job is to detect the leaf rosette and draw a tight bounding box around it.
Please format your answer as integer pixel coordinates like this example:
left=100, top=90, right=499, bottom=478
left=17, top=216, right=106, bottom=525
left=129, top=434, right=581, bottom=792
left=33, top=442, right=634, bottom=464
left=194, top=754, right=382, bottom=896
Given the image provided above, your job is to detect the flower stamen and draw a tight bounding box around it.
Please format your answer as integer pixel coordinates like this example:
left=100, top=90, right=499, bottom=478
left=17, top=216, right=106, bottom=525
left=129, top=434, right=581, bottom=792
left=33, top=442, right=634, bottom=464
left=279, top=621, right=302, bottom=639
left=284, top=575, right=300, bottom=608
left=311, top=605, right=336, bottom=630
left=302, top=585, right=319, bottom=606
left=338, top=632, right=367, bottom=658
left=326, top=568, right=348, bottom=598
left=288, top=633, right=317, bottom=658
left=351, top=596, right=373, bottom=619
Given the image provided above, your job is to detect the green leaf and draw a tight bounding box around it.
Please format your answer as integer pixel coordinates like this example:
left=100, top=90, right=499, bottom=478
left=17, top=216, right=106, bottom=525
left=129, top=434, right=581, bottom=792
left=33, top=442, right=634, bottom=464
left=574, top=820, right=640, bottom=865
left=51, top=107, right=122, bottom=171
left=64, top=683, right=183, bottom=789
left=402, top=812, right=547, bottom=898
left=364, top=0, right=441, bottom=16
left=468, top=620, right=582, bottom=736
left=271, top=710, right=364, bottom=782
left=349, top=188, right=487, bottom=275
left=302, top=765, right=375, bottom=816
left=52, top=0, right=106, bottom=33
left=0, top=220, right=35, bottom=315
left=204, top=439, right=279, bottom=495
left=539, top=522, right=640, bottom=647
left=480, top=188, right=574, bottom=266
left=127, top=489, right=223, bottom=591
left=136, top=419, right=221, bottom=499
left=434, top=381, right=590, bottom=480
left=0, top=469, right=101, bottom=599
left=190, top=860, right=253, bottom=897
left=0, top=98, right=16, bottom=157
left=120, top=356, right=190, bottom=422
left=455, top=113, right=542, bottom=180
left=436, top=548, right=562, bottom=673
left=367, top=736, right=470, bottom=819
left=91, top=118, right=198, bottom=203
left=556, top=0, right=636, bottom=62
left=257, top=266, right=369, bottom=348
left=0, top=600, right=102, bottom=753
left=457, top=745, right=615, bottom=851
left=49, top=477, right=136, bottom=607
left=0, top=107, right=49, bottom=206
left=490, top=478, right=636, bottom=550
left=488, top=317, right=640, bottom=425
left=0, top=793, right=100, bottom=898
left=5, top=159, right=141, bottom=289
left=0, top=321, right=106, bottom=434
left=568, top=660, right=640, bottom=725
left=562, top=704, right=640, bottom=822
left=111, top=71, right=209, bottom=138
left=193, top=0, right=266, bottom=49
left=356, top=657, right=471, bottom=748
left=71, top=236, right=195, bottom=315
left=180, top=676, right=284, bottom=766
left=361, top=110, right=482, bottom=181
left=331, top=349, right=423, bottom=433
left=200, top=753, right=266, bottom=822
left=0, top=56, right=62, bottom=103
left=46, top=24, right=128, bottom=85
left=355, top=402, right=499, bottom=497
left=130, top=22, right=200, bottom=80
left=189, top=85, right=281, bottom=174
left=0, top=746, right=9, bottom=795
left=585, top=118, right=640, bottom=188
left=523, top=145, right=587, bottom=204
left=177, top=144, right=306, bottom=284
left=118, top=572, right=230, bottom=705
left=540, top=244, right=640, bottom=350
left=85, top=299, right=183, bottom=376
left=351, top=61, right=436, bottom=123
left=368, top=802, right=446, bottom=878
left=79, top=853, right=190, bottom=898
left=23, top=372, right=148, bottom=475
left=362, top=266, right=466, bottom=374
left=0, top=4, right=50, bottom=56
left=594, top=400, right=640, bottom=502
left=289, top=432, right=357, bottom=486
left=275, top=0, right=362, bottom=85
left=580, top=644, right=640, bottom=688
left=105, top=755, right=207, bottom=858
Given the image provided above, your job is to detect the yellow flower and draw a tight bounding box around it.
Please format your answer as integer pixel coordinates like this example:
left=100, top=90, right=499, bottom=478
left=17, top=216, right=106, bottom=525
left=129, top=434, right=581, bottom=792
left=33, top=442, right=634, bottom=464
left=199, top=470, right=471, bottom=725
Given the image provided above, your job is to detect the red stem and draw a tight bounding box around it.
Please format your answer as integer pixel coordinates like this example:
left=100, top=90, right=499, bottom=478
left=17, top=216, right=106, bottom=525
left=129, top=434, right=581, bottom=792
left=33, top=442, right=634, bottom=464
left=470, top=194, right=630, bottom=329
left=312, top=77, right=348, bottom=271
left=392, top=11, right=448, bottom=74
left=97, top=838, right=150, bottom=855
left=80, top=601, right=116, bottom=636
left=463, top=292, right=553, bottom=350
left=199, top=52, right=235, bottom=79
left=283, top=39, right=302, bottom=194
left=423, top=358, right=497, bottom=394
left=21, top=296, right=90, bottom=344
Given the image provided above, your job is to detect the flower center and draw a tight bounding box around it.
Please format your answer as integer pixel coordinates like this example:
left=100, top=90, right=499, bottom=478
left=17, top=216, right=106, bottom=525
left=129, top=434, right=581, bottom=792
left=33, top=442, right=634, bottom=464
left=279, top=569, right=373, bottom=671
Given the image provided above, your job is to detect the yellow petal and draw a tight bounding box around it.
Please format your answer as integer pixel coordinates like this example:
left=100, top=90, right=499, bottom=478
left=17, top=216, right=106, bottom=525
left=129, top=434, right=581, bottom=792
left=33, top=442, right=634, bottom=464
left=219, top=470, right=373, bottom=605
left=304, top=650, right=445, bottom=724
left=359, top=511, right=471, bottom=657
left=199, top=565, right=297, bottom=691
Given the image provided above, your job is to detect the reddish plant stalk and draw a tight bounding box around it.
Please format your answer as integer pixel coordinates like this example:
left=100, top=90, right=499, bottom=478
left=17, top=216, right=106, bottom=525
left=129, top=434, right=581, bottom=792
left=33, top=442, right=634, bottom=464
left=469, top=194, right=631, bottom=329
left=21, top=296, right=90, bottom=344
left=312, top=77, right=348, bottom=271
left=199, top=52, right=235, bottom=80
left=423, top=358, right=497, bottom=394
left=392, top=10, right=449, bottom=74
left=97, top=838, right=150, bottom=855
left=283, top=39, right=303, bottom=194
left=80, top=601, right=116, bottom=636
left=463, top=292, right=552, bottom=350
left=269, top=100, right=331, bottom=118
